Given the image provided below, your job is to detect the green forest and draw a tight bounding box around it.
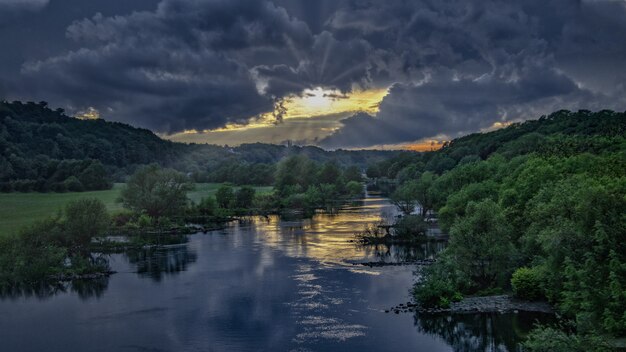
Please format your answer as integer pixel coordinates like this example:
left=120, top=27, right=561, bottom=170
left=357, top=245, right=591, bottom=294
left=366, top=109, right=626, bottom=351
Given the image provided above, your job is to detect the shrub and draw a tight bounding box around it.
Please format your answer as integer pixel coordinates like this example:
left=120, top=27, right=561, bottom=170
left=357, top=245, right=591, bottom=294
left=511, top=266, right=544, bottom=301
left=394, top=215, right=428, bottom=239
left=413, top=257, right=462, bottom=308
left=63, top=176, right=84, bottom=192
left=111, top=211, right=134, bottom=227
left=196, top=197, right=217, bottom=216
left=1, top=219, right=67, bottom=284
left=253, top=193, right=278, bottom=215
left=136, top=214, right=154, bottom=228
left=523, top=326, right=612, bottom=352
left=414, top=273, right=458, bottom=308
left=283, top=193, right=308, bottom=209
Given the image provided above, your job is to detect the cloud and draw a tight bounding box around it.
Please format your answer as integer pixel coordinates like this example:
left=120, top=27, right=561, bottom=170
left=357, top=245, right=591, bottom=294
left=0, top=0, right=48, bottom=23
left=318, top=0, right=626, bottom=148
left=19, top=0, right=313, bottom=132
left=5, top=0, right=626, bottom=146
left=319, top=67, right=621, bottom=148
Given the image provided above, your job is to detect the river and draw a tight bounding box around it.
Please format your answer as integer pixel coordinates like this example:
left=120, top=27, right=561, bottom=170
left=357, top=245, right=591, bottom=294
left=0, top=194, right=550, bottom=351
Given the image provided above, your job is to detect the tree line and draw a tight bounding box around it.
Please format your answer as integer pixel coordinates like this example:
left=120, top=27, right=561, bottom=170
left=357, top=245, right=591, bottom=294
left=0, top=100, right=395, bottom=192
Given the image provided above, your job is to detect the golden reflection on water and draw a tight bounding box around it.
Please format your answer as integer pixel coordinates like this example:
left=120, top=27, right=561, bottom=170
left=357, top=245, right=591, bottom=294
left=237, top=196, right=443, bottom=267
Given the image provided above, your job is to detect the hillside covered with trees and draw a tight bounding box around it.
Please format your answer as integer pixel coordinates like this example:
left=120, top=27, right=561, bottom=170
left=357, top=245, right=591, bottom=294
left=366, top=109, right=626, bottom=350
left=0, top=101, right=396, bottom=192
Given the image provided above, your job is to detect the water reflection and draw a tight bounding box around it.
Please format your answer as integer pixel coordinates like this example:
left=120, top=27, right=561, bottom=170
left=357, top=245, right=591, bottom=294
left=414, top=311, right=554, bottom=352
left=0, top=277, right=109, bottom=301
left=124, top=244, right=198, bottom=281
left=255, top=196, right=402, bottom=265
left=0, top=195, right=545, bottom=352
left=361, top=242, right=446, bottom=263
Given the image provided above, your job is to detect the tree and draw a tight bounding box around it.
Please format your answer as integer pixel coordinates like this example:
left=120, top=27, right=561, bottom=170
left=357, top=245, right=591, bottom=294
left=78, top=160, right=112, bottom=190
left=414, top=172, right=437, bottom=217
left=317, top=161, right=341, bottom=184
left=274, top=155, right=317, bottom=195
left=346, top=181, right=363, bottom=198
left=343, top=165, right=363, bottom=183
left=391, top=180, right=419, bottom=215
left=119, top=164, right=192, bottom=218
left=63, top=198, right=110, bottom=250
left=195, top=197, right=217, bottom=217
left=448, top=199, right=514, bottom=289
left=366, top=164, right=381, bottom=179
left=391, top=171, right=439, bottom=217
left=235, top=186, right=256, bottom=208
left=63, top=176, right=84, bottom=192
left=215, top=184, right=235, bottom=209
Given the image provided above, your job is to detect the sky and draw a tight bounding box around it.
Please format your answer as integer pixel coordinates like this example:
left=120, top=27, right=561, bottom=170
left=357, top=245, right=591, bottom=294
left=1, top=0, right=626, bottom=149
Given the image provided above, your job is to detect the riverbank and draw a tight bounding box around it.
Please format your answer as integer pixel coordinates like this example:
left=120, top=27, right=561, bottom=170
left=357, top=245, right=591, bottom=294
left=386, top=295, right=553, bottom=314
left=0, top=183, right=272, bottom=236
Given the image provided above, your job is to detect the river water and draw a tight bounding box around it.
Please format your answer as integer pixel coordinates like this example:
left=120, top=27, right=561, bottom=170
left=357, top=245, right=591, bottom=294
left=0, top=195, right=549, bottom=351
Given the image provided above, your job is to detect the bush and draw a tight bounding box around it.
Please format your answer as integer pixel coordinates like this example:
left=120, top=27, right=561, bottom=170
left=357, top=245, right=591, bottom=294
left=413, top=257, right=462, bottom=308
left=511, top=266, right=544, bottom=301
left=394, top=215, right=428, bottom=239
left=523, top=326, right=612, bottom=352
left=253, top=193, right=278, bottom=215
left=195, top=196, right=217, bottom=216
left=136, top=214, right=154, bottom=228
left=111, top=211, right=134, bottom=227
left=283, top=193, right=308, bottom=209
left=414, top=273, right=458, bottom=308
left=63, top=176, right=84, bottom=192
left=0, top=219, right=67, bottom=284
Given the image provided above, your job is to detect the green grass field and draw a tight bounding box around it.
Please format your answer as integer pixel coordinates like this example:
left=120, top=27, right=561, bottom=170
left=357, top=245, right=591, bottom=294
left=0, top=183, right=272, bottom=236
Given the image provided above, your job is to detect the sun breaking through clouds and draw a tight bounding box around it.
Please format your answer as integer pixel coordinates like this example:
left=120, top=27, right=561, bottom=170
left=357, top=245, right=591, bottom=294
left=167, top=87, right=389, bottom=145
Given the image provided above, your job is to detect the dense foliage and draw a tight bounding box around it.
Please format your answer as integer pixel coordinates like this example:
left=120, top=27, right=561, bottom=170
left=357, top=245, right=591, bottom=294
left=119, top=164, right=193, bottom=219
left=273, top=156, right=365, bottom=211
left=0, top=199, right=110, bottom=287
left=367, top=110, right=626, bottom=344
left=0, top=101, right=396, bottom=191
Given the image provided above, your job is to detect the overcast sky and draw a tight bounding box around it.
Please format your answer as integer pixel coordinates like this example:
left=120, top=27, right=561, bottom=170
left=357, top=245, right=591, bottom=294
left=2, top=0, right=626, bottom=149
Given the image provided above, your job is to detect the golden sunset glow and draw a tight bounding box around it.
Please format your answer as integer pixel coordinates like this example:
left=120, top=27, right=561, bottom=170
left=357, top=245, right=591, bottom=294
left=285, top=87, right=388, bottom=119
left=404, top=141, right=446, bottom=152
left=76, top=107, right=100, bottom=120
left=185, top=87, right=389, bottom=134
left=356, top=139, right=446, bottom=152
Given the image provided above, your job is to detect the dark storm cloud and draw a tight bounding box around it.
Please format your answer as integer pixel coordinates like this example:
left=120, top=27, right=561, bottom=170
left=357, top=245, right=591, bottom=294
left=319, top=68, right=591, bottom=148
left=18, top=0, right=314, bottom=132
left=253, top=30, right=372, bottom=97
left=3, top=0, right=626, bottom=145
left=320, top=0, right=626, bottom=147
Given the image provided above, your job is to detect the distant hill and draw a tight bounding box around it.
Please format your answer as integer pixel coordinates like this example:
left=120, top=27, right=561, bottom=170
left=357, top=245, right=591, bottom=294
left=0, top=101, right=398, bottom=191
left=367, top=109, right=626, bottom=179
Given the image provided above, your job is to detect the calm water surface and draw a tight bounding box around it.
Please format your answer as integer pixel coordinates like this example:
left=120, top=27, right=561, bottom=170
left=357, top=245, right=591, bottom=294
left=0, top=195, right=548, bottom=351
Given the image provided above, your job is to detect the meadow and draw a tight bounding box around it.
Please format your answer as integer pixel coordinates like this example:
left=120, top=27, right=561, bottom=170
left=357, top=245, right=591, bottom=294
left=0, top=183, right=272, bottom=236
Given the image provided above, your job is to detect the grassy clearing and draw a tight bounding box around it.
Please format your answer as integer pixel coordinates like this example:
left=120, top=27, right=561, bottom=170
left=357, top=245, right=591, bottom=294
left=0, top=183, right=273, bottom=236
